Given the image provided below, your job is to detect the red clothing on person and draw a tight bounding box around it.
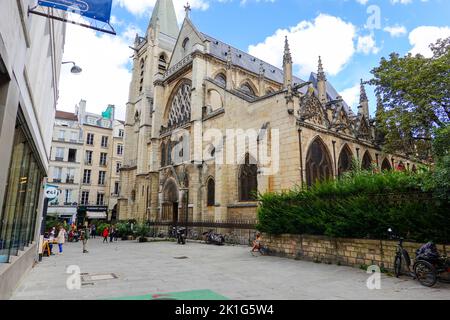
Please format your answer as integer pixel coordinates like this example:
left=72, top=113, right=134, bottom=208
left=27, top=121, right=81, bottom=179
left=102, top=228, right=109, bottom=237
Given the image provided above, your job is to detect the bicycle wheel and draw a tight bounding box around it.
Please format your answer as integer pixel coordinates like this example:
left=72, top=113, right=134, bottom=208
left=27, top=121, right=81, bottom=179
left=414, top=260, right=437, bottom=287
left=394, top=255, right=402, bottom=277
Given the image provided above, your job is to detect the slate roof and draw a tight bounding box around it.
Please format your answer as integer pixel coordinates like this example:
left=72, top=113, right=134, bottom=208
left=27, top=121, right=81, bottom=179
left=201, top=32, right=353, bottom=112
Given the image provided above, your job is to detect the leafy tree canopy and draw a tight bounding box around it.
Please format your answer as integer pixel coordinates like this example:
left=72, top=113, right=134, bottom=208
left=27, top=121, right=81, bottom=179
left=370, top=37, right=450, bottom=160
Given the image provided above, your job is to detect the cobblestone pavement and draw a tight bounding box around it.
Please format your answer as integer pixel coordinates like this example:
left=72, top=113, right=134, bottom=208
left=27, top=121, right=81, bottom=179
left=12, top=238, right=450, bottom=300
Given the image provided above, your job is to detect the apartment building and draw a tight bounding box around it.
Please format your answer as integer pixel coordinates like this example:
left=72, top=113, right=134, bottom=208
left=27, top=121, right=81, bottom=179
left=47, top=100, right=124, bottom=222
left=47, top=111, right=83, bottom=221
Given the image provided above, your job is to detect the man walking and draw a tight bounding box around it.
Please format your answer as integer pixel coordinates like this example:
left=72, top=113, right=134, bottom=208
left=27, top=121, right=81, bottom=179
left=81, top=226, right=89, bottom=253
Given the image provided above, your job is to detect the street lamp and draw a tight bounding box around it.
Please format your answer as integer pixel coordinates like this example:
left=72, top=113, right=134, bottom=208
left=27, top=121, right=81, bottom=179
left=62, top=61, right=82, bottom=74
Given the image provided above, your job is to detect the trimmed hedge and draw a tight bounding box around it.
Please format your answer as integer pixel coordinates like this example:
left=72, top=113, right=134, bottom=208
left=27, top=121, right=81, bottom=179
left=257, top=171, right=449, bottom=243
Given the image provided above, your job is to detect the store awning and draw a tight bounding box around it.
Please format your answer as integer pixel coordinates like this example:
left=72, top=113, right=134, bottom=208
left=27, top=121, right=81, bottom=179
left=86, top=211, right=107, bottom=219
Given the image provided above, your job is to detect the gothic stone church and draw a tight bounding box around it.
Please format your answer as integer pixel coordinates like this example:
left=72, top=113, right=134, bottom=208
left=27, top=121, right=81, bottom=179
left=118, top=0, right=416, bottom=223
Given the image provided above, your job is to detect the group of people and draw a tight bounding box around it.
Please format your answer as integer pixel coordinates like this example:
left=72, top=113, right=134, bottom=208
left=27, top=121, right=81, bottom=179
left=101, top=226, right=119, bottom=243
left=44, top=226, right=67, bottom=255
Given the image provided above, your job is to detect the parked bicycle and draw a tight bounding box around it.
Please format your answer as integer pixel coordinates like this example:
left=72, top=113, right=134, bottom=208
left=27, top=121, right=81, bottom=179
left=388, top=228, right=450, bottom=287
left=224, top=231, right=240, bottom=246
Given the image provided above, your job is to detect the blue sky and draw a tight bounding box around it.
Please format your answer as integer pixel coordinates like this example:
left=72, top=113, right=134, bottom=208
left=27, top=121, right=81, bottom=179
left=57, top=0, right=450, bottom=120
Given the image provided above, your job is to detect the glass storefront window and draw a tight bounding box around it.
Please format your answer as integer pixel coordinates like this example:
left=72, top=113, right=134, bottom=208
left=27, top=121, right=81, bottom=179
left=0, top=118, right=44, bottom=263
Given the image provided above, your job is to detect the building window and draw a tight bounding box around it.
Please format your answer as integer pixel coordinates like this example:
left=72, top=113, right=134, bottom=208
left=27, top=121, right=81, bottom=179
left=239, top=153, right=258, bottom=201
left=86, top=133, right=94, bottom=145
left=207, top=178, right=215, bottom=206
left=338, top=145, right=353, bottom=177
left=158, top=54, right=167, bottom=71
left=59, top=130, right=65, bottom=141
left=214, top=73, right=226, bottom=87
left=167, top=81, right=192, bottom=129
left=240, top=82, right=256, bottom=97
left=66, top=168, right=75, bottom=183
left=114, top=182, right=120, bottom=196
left=139, top=58, right=145, bottom=94
left=117, top=144, right=123, bottom=155
left=53, top=167, right=62, bottom=182
left=381, top=158, right=392, bottom=171
left=160, top=142, right=166, bottom=167
left=64, top=189, right=72, bottom=204
left=305, top=137, right=333, bottom=187
left=100, top=153, right=107, bottom=166
left=118, top=129, right=124, bottom=138
left=96, top=193, right=105, bottom=206
left=81, top=191, right=89, bottom=205
left=101, top=136, right=108, bottom=148
left=83, top=169, right=91, bottom=184
left=55, top=147, right=64, bottom=161
left=182, top=37, right=190, bottom=53
left=68, top=149, right=77, bottom=163
left=98, top=171, right=106, bottom=185
left=116, top=162, right=122, bottom=174
left=361, top=151, right=373, bottom=170
left=70, top=131, right=78, bottom=142
left=85, top=150, right=93, bottom=165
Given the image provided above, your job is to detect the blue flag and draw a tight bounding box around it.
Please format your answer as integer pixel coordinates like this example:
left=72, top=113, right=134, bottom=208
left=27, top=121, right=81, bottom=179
left=38, top=0, right=113, bottom=23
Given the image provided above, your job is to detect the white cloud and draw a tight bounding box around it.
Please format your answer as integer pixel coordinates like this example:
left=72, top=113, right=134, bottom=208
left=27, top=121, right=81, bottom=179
left=356, top=0, right=369, bottom=4
left=356, top=33, right=380, bottom=54
left=114, top=0, right=210, bottom=23
left=391, top=0, right=412, bottom=4
left=57, top=21, right=133, bottom=120
left=248, top=14, right=357, bottom=77
left=409, top=26, right=450, bottom=57
left=340, top=83, right=360, bottom=110
left=383, top=25, right=407, bottom=37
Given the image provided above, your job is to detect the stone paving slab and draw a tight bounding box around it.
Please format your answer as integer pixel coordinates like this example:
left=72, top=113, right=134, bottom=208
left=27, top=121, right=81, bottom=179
left=11, top=238, right=450, bottom=300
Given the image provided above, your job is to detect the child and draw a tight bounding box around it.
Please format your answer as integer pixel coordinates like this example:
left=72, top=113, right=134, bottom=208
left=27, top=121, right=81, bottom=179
left=251, top=233, right=262, bottom=253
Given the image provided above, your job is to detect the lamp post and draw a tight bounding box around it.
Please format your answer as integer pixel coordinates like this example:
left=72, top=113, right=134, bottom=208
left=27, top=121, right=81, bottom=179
left=62, top=61, right=82, bottom=74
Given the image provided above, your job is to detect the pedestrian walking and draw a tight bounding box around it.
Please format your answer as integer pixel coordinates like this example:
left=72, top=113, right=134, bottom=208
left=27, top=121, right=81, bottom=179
left=109, top=226, right=115, bottom=243
left=81, top=226, right=89, bottom=253
left=91, top=224, right=96, bottom=239
left=102, top=227, right=109, bottom=243
left=57, top=226, right=66, bottom=255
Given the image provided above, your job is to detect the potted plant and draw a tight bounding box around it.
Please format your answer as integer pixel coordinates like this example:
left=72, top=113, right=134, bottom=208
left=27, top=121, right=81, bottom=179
left=116, top=222, right=130, bottom=240
left=135, top=223, right=150, bottom=243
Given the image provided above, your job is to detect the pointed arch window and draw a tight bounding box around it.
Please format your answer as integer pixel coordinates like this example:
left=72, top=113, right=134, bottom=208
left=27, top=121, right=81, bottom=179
left=239, top=153, right=258, bottom=201
left=305, top=138, right=333, bottom=187
left=160, top=142, right=166, bottom=167
left=167, top=81, right=191, bottom=129
left=361, top=151, right=372, bottom=170
left=158, top=54, right=167, bottom=71
left=381, top=158, right=392, bottom=171
left=207, top=178, right=215, bottom=206
left=240, top=82, right=256, bottom=97
left=214, top=73, right=226, bottom=87
left=338, top=145, right=353, bottom=177
left=139, top=58, right=145, bottom=94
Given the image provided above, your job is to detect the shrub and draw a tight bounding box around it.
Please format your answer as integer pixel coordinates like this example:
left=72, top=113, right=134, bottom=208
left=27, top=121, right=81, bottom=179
left=257, top=170, right=449, bottom=243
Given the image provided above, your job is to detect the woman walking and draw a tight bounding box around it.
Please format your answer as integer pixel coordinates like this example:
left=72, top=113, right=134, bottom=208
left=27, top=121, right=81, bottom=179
left=57, top=226, right=66, bottom=255
left=102, top=227, right=109, bottom=243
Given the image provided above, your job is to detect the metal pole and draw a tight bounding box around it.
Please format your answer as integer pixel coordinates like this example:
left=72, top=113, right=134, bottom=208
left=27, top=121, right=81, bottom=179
left=38, top=198, right=49, bottom=262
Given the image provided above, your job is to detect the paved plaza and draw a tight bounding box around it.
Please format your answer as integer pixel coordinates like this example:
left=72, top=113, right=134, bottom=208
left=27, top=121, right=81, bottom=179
left=12, top=238, right=450, bottom=300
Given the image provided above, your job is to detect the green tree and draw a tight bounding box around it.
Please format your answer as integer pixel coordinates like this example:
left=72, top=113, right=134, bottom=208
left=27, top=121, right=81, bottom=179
left=370, top=37, right=450, bottom=160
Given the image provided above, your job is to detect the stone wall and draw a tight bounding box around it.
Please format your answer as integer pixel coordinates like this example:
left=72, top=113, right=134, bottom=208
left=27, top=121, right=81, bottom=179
left=261, top=233, right=448, bottom=271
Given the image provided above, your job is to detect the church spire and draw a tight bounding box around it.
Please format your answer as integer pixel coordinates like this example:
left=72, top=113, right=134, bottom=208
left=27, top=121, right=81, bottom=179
left=148, top=0, right=179, bottom=39
left=317, top=56, right=326, bottom=81
left=317, top=56, right=327, bottom=104
left=360, top=79, right=369, bottom=118
left=283, top=36, right=293, bottom=89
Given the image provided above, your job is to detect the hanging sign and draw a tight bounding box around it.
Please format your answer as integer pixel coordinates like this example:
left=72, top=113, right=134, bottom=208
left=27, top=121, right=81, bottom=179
left=44, top=184, right=60, bottom=200
left=37, top=0, right=113, bottom=23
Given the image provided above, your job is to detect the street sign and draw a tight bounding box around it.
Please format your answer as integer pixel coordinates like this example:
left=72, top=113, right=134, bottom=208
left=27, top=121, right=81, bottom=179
left=44, top=184, right=59, bottom=200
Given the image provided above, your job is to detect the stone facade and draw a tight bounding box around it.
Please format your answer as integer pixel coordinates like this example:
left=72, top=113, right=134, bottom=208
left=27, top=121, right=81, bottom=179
left=262, top=233, right=448, bottom=271
left=118, top=0, right=420, bottom=223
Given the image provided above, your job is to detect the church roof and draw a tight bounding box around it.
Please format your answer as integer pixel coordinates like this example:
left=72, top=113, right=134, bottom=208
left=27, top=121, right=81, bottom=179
left=148, top=0, right=179, bottom=39
left=201, top=32, right=351, bottom=107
